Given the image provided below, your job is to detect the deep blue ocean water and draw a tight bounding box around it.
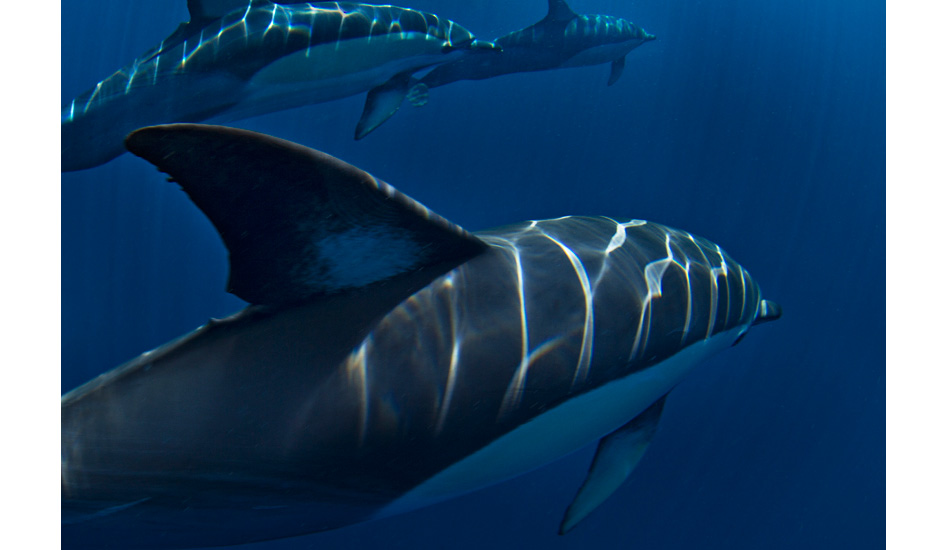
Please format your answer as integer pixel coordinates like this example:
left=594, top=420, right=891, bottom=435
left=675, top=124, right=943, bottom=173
left=61, top=1, right=884, bottom=548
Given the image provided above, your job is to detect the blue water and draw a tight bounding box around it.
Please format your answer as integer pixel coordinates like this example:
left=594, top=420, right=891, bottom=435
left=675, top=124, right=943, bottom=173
left=61, top=1, right=884, bottom=548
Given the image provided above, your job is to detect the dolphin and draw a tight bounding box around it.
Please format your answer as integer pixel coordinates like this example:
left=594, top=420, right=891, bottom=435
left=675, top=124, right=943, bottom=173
left=60, top=0, right=498, bottom=172
left=405, top=0, right=656, bottom=108
left=61, top=124, right=781, bottom=548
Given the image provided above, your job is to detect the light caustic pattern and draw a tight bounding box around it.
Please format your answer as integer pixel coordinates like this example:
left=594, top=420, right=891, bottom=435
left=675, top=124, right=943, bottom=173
left=63, top=2, right=479, bottom=121
left=566, top=15, right=653, bottom=41
left=343, top=216, right=762, bottom=444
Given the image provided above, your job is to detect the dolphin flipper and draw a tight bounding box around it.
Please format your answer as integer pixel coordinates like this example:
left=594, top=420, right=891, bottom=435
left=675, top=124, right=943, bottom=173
left=559, top=395, right=668, bottom=534
left=607, top=56, right=626, bottom=86
left=125, top=124, right=487, bottom=306
left=355, top=71, right=417, bottom=139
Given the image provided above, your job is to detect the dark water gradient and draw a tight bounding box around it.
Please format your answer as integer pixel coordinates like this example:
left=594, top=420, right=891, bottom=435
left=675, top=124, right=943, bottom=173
left=62, top=1, right=884, bottom=548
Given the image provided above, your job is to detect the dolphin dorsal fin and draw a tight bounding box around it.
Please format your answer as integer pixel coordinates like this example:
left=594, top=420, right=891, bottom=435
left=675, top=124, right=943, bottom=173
left=125, top=124, right=487, bottom=306
left=545, top=0, right=578, bottom=22
left=164, top=1, right=271, bottom=48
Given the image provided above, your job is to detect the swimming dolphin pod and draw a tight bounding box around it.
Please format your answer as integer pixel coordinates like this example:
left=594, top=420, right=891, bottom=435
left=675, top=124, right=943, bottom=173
left=61, top=124, right=781, bottom=548
left=61, top=0, right=657, bottom=172
left=60, top=0, right=500, bottom=172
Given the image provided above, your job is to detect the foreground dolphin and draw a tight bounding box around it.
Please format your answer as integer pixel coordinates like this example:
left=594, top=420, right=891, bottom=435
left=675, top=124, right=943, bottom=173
left=61, top=0, right=498, bottom=172
left=61, top=125, right=781, bottom=548
left=405, top=0, right=655, bottom=108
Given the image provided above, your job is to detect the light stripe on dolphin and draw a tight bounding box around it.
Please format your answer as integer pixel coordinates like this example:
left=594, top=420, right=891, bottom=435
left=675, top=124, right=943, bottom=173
left=61, top=1, right=498, bottom=172
left=61, top=125, right=781, bottom=548
left=404, top=0, right=656, bottom=110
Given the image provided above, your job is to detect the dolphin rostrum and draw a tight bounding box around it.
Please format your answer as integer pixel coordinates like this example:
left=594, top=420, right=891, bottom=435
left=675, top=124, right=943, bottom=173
left=405, top=0, right=656, bottom=108
left=61, top=124, right=781, bottom=548
left=60, top=0, right=498, bottom=172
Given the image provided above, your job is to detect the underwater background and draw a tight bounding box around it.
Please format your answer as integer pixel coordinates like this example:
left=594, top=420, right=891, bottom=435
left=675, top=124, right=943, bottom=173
left=61, top=0, right=884, bottom=548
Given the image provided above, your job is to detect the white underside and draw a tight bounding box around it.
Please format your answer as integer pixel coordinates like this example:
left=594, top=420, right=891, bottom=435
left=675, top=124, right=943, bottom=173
left=221, top=33, right=456, bottom=120
left=559, top=42, right=641, bottom=68
left=373, top=326, right=744, bottom=519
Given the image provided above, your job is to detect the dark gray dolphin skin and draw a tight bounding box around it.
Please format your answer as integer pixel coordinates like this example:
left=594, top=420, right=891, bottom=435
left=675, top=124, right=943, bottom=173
left=405, top=0, right=656, bottom=108
left=60, top=0, right=498, bottom=172
left=61, top=125, right=781, bottom=548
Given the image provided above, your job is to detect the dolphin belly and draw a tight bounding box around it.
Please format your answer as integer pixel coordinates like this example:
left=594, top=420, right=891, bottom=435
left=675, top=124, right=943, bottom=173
left=373, top=326, right=744, bottom=519
left=230, top=32, right=460, bottom=120
left=559, top=42, right=646, bottom=69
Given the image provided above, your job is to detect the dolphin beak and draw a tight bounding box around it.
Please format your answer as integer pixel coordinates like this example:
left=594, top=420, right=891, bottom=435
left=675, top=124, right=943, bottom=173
left=752, top=300, right=783, bottom=326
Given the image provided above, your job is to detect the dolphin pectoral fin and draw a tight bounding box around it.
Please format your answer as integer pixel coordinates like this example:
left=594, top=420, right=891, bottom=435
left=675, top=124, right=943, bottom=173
left=407, top=82, right=430, bottom=107
left=559, top=395, right=668, bottom=534
left=607, top=56, right=626, bottom=86
left=125, top=124, right=487, bottom=306
left=354, top=71, right=415, bottom=140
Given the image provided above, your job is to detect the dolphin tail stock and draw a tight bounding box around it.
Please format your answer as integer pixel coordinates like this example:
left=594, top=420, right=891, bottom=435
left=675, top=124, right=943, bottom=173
left=559, top=395, right=668, bottom=534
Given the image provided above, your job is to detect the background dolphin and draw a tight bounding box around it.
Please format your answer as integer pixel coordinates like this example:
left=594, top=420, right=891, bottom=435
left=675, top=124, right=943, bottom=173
left=60, top=0, right=498, bottom=172
left=61, top=124, right=780, bottom=549
left=405, top=0, right=656, bottom=108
